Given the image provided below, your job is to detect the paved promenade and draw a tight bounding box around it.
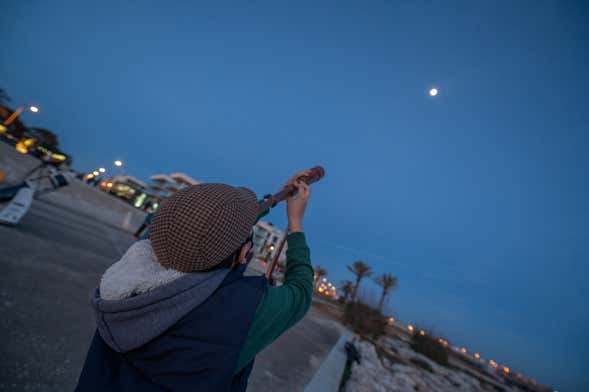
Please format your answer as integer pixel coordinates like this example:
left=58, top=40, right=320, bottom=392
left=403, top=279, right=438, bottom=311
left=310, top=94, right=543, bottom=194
left=0, top=195, right=340, bottom=391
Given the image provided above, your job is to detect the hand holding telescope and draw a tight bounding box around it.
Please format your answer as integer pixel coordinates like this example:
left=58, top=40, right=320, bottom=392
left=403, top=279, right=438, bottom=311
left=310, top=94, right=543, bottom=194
left=259, top=166, right=325, bottom=284
left=257, top=166, right=325, bottom=215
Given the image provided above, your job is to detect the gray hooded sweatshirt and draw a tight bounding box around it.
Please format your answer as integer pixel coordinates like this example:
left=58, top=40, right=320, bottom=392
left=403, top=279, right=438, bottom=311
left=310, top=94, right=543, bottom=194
left=90, top=240, right=230, bottom=353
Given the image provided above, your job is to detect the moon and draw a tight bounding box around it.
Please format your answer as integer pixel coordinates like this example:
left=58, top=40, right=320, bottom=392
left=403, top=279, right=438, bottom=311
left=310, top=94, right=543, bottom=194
left=429, top=88, right=438, bottom=97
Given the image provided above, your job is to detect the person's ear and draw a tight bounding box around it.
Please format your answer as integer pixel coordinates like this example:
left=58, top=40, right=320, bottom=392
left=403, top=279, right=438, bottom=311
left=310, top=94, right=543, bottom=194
left=238, top=242, right=252, bottom=264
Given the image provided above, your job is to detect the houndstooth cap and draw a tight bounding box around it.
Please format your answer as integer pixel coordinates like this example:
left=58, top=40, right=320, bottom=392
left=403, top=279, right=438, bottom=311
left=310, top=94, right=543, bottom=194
left=149, top=183, right=258, bottom=272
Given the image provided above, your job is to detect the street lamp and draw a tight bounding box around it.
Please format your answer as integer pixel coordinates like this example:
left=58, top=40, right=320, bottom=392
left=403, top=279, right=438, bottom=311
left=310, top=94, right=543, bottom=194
left=114, top=160, right=123, bottom=167
left=98, top=167, right=106, bottom=173
left=3, top=105, right=40, bottom=126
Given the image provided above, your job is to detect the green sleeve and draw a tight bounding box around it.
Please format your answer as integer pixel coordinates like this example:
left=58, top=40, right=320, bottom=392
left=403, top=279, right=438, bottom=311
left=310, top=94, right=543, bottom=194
left=234, top=232, right=314, bottom=374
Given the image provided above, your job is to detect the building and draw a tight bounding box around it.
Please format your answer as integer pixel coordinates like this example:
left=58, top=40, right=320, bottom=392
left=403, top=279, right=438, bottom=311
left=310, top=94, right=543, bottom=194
left=98, top=171, right=201, bottom=210
left=247, top=221, right=287, bottom=281
left=100, top=175, right=149, bottom=208
left=170, top=172, right=200, bottom=188
left=1, top=104, right=70, bottom=167
left=148, top=172, right=200, bottom=199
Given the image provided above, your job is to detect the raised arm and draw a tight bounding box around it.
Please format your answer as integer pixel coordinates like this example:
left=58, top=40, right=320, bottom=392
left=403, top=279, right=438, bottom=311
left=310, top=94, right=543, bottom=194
left=235, top=172, right=314, bottom=373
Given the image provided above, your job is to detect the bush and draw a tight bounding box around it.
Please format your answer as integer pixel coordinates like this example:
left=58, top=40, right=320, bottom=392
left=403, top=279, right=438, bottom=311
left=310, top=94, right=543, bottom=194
left=411, top=332, right=448, bottom=367
left=342, top=301, right=387, bottom=339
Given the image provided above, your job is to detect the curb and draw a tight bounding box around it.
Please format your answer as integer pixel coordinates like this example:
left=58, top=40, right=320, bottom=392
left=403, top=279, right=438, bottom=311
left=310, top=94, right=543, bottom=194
left=304, top=329, right=353, bottom=392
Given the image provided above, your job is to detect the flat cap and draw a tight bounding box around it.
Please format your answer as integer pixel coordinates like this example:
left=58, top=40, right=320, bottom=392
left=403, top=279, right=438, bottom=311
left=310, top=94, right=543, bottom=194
left=149, top=183, right=258, bottom=272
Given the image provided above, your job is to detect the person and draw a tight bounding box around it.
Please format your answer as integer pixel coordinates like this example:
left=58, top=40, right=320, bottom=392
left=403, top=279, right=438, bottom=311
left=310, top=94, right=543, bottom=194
left=344, top=338, right=361, bottom=367
left=133, top=205, right=156, bottom=239
left=76, top=171, right=314, bottom=391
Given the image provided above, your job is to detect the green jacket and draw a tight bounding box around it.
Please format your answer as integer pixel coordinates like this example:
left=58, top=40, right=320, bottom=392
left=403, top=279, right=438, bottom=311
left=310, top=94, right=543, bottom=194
left=234, top=232, right=313, bottom=373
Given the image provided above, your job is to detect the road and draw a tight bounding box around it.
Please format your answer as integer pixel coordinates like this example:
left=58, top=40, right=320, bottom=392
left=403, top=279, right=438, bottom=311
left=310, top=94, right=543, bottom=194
left=0, top=197, right=340, bottom=391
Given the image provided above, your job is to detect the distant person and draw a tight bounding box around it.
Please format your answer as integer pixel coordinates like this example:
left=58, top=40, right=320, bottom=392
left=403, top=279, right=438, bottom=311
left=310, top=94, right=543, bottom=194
left=133, top=205, right=156, bottom=239
left=76, top=172, right=313, bottom=391
left=345, top=338, right=361, bottom=367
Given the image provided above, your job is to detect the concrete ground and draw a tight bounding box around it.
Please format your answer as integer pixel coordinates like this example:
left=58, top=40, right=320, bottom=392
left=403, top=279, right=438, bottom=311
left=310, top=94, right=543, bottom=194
left=249, top=307, right=341, bottom=392
left=0, top=196, right=340, bottom=391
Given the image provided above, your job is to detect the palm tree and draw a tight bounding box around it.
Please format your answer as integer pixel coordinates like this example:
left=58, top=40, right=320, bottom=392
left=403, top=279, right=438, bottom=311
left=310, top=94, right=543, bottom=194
left=313, top=265, right=327, bottom=291
left=340, top=280, right=353, bottom=302
left=374, top=273, right=398, bottom=312
left=347, top=260, right=372, bottom=301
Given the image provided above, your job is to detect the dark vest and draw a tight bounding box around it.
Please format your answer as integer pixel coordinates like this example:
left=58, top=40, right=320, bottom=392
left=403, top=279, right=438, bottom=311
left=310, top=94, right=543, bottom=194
left=76, top=268, right=267, bottom=392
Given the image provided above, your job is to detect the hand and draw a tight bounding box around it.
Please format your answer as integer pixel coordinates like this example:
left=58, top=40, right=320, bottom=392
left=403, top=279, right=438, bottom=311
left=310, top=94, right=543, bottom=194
left=284, top=170, right=312, bottom=233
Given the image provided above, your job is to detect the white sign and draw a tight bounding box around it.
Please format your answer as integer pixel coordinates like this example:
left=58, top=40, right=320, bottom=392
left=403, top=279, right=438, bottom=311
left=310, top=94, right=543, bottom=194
left=0, top=186, right=34, bottom=225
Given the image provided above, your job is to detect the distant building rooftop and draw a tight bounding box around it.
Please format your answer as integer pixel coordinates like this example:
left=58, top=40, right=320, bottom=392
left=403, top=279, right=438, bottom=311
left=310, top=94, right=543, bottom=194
left=150, top=174, right=175, bottom=184
left=148, top=172, right=201, bottom=198
left=113, top=175, right=148, bottom=189
left=170, top=172, right=200, bottom=186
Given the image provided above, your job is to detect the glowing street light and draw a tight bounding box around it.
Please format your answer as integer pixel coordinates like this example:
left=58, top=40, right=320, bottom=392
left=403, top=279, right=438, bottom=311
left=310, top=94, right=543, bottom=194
left=429, top=88, right=439, bottom=97
left=98, top=167, right=106, bottom=173
left=3, top=104, right=40, bottom=126
left=437, top=338, right=449, bottom=347
left=92, top=171, right=99, bottom=176
left=114, top=160, right=123, bottom=167
left=407, top=325, right=414, bottom=332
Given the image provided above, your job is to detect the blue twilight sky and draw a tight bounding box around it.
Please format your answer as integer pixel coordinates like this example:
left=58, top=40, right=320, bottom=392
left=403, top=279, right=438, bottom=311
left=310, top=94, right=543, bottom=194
left=2, top=1, right=588, bottom=390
